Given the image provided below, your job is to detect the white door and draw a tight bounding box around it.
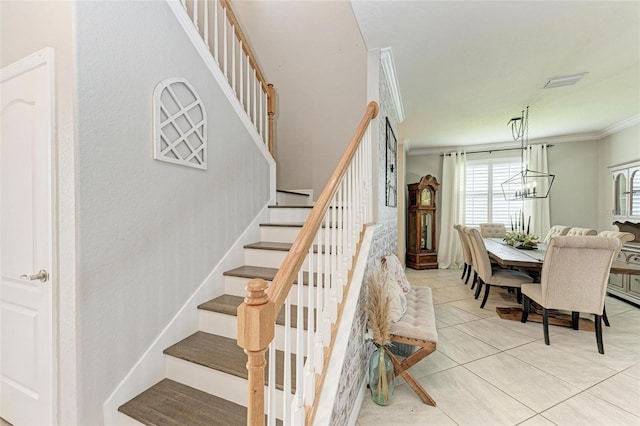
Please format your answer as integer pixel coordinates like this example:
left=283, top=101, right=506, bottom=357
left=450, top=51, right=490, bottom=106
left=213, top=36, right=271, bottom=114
left=0, top=48, right=55, bottom=426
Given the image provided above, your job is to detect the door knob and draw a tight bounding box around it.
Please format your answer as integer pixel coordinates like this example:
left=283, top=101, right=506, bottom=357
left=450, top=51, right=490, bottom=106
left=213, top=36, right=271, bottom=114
left=20, top=269, right=49, bottom=282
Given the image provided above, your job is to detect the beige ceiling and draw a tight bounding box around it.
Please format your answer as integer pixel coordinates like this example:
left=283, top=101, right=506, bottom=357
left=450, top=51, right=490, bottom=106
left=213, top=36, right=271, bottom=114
left=351, top=0, right=640, bottom=152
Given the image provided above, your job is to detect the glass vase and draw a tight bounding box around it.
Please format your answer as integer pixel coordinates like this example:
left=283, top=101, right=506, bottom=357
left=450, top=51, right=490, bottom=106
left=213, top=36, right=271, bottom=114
left=368, top=345, right=394, bottom=405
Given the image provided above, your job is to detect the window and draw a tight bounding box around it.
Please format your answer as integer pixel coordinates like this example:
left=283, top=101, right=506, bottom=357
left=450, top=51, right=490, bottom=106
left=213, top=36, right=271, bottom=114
left=466, top=159, right=523, bottom=227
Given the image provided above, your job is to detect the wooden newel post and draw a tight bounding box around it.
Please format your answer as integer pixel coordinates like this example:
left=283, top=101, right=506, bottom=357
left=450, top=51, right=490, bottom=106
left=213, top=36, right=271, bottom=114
left=267, top=84, right=276, bottom=157
left=237, top=278, right=275, bottom=426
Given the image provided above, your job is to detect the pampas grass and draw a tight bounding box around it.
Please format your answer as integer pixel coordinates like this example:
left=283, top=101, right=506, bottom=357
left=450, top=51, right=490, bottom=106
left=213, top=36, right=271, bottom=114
left=366, top=266, right=394, bottom=405
left=367, top=267, right=392, bottom=347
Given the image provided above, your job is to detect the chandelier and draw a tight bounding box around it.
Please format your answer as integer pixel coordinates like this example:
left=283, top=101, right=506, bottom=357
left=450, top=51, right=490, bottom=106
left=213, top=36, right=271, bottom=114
left=501, top=106, right=555, bottom=200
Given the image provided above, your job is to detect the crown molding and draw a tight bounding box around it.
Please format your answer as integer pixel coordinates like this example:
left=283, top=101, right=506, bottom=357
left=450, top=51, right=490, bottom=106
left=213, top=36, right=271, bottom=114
left=380, top=47, right=405, bottom=123
left=598, top=114, right=640, bottom=137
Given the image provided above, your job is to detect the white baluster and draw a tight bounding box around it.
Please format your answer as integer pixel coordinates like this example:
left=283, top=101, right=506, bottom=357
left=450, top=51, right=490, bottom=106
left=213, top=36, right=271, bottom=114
left=304, top=244, right=316, bottom=406
left=291, top=268, right=305, bottom=424
left=315, top=229, right=324, bottom=373
left=223, top=15, right=228, bottom=81
left=267, top=342, right=276, bottom=426
left=193, top=0, right=199, bottom=31
left=283, top=296, right=291, bottom=425
left=239, top=42, right=243, bottom=105
left=335, top=186, right=343, bottom=300
left=181, top=0, right=186, bottom=9
left=231, top=25, right=236, bottom=94
left=203, top=0, right=209, bottom=49
left=322, top=212, right=332, bottom=346
left=213, top=0, right=219, bottom=63
left=253, top=72, right=258, bottom=127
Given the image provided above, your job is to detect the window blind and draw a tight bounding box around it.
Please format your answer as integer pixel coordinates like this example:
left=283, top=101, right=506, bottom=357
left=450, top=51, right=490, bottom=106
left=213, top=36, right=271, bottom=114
left=466, top=159, right=523, bottom=227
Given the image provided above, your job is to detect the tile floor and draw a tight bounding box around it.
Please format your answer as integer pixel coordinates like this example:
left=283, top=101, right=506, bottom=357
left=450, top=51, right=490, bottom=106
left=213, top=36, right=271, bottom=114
left=357, top=268, right=640, bottom=426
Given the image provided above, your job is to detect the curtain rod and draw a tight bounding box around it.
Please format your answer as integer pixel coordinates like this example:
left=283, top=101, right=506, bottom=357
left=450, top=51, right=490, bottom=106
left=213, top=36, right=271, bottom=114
left=440, top=144, right=554, bottom=157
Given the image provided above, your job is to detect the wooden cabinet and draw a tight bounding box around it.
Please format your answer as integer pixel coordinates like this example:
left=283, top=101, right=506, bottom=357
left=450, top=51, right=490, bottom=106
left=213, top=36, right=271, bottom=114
left=608, top=247, right=640, bottom=306
left=612, top=161, right=640, bottom=223
left=407, top=175, right=440, bottom=270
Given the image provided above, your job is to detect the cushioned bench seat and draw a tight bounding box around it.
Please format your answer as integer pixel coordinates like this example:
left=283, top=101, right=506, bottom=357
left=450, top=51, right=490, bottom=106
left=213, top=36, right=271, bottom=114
left=385, top=286, right=438, bottom=406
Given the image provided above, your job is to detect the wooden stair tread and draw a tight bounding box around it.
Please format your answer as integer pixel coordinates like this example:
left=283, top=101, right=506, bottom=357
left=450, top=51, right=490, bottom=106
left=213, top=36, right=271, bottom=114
left=244, top=241, right=292, bottom=251
left=243, top=241, right=329, bottom=254
left=118, top=378, right=249, bottom=426
left=268, top=204, right=313, bottom=208
left=198, top=295, right=310, bottom=329
left=260, top=222, right=304, bottom=227
left=163, top=332, right=298, bottom=391
left=223, top=265, right=317, bottom=286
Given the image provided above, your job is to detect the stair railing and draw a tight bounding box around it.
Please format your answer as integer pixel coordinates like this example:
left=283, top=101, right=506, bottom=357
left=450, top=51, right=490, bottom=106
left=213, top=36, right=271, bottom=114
left=171, top=0, right=276, bottom=155
left=237, top=101, right=379, bottom=425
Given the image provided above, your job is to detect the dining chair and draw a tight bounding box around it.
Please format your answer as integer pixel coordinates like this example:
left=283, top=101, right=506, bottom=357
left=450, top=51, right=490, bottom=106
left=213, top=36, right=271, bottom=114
left=597, top=230, right=635, bottom=245
left=479, top=223, right=507, bottom=238
left=520, top=236, right=620, bottom=354
left=462, top=226, right=480, bottom=290
left=543, top=225, right=571, bottom=244
left=464, top=227, right=533, bottom=308
left=566, top=227, right=597, bottom=236
left=454, top=225, right=473, bottom=285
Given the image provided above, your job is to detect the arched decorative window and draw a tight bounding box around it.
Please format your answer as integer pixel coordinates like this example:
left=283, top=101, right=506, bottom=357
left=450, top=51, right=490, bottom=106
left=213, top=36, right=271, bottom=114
left=153, top=78, right=207, bottom=169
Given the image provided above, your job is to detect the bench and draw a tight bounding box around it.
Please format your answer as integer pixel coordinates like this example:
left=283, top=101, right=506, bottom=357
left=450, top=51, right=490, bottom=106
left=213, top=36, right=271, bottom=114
left=384, top=285, right=438, bottom=406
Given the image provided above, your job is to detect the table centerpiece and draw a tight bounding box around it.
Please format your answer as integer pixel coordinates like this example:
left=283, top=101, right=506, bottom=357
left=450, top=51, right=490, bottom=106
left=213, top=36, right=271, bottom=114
left=504, top=231, right=539, bottom=249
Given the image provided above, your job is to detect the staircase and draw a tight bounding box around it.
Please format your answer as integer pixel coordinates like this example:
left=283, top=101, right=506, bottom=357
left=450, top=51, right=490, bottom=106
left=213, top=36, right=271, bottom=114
left=118, top=202, right=313, bottom=425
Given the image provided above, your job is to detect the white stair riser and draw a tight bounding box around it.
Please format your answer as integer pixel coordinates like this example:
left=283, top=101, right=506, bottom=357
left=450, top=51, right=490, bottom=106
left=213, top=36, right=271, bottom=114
left=276, top=191, right=312, bottom=206
left=165, top=356, right=287, bottom=419
left=114, top=412, right=145, bottom=426
left=198, top=310, right=309, bottom=354
left=224, top=276, right=312, bottom=307
left=268, top=207, right=312, bottom=223
left=260, top=226, right=300, bottom=243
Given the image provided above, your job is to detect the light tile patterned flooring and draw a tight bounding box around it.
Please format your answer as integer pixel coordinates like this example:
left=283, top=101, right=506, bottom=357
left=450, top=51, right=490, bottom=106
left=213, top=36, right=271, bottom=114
left=357, top=268, right=640, bottom=426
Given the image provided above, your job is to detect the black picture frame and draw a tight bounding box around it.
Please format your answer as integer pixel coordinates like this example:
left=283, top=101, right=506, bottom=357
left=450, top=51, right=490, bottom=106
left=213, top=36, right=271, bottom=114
left=385, top=117, right=397, bottom=207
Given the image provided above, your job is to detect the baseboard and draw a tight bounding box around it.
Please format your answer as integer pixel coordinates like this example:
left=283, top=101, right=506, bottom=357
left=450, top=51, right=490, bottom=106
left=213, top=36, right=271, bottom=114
left=347, top=372, right=369, bottom=426
left=103, top=205, right=270, bottom=425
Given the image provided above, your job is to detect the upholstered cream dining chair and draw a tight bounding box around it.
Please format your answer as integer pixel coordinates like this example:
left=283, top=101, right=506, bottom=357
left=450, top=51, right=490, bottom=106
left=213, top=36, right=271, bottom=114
left=479, top=223, right=507, bottom=238
left=465, top=227, right=533, bottom=308
left=520, top=236, right=620, bottom=354
left=454, top=225, right=474, bottom=285
left=543, top=225, right=571, bottom=244
left=566, top=227, right=597, bottom=236
left=597, top=230, right=635, bottom=245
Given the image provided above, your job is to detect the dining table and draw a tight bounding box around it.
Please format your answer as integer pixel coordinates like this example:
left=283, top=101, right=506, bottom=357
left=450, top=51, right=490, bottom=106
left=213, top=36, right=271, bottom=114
left=484, top=237, right=640, bottom=276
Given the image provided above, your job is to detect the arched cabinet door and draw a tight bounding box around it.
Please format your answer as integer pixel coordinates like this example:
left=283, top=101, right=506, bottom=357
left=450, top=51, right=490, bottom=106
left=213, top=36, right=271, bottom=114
left=611, top=161, right=640, bottom=223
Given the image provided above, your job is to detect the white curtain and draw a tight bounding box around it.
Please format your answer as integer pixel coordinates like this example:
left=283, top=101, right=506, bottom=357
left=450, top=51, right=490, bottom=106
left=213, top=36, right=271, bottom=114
left=439, top=152, right=466, bottom=269
left=523, top=144, right=551, bottom=239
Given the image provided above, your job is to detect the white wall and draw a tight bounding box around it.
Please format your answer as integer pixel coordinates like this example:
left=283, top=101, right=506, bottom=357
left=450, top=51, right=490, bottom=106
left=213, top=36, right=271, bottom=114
left=1, top=1, right=79, bottom=423
left=231, top=0, right=367, bottom=198
left=547, top=140, right=599, bottom=228
left=598, top=122, right=640, bottom=231
left=74, top=2, right=271, bottom=424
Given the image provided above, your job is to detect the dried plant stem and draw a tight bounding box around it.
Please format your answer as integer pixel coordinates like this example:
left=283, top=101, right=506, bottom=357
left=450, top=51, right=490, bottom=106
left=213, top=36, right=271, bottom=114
left=367, top=268, right=392, bottom=346
left=377, top=349, right=389, bottom=402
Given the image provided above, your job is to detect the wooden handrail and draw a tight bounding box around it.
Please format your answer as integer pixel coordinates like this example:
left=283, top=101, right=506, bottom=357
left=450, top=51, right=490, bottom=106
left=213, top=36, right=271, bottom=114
left=267, top=101, right=378, bottom=313
left=237, top=101, right=378, bottom=425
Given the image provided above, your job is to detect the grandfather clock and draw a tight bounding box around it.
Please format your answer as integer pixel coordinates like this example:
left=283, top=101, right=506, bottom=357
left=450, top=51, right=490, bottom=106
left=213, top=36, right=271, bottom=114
left=407, top=175, right=440, bottom=269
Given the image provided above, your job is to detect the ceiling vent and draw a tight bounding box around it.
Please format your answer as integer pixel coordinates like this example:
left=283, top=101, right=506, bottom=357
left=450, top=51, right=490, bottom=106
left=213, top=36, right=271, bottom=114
left=543, top=72, right=587, bottom=89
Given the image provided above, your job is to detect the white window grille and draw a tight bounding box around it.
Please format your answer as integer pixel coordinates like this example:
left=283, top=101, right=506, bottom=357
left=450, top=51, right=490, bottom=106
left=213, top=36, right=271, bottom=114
left=153, top=78, right=207, bottom=169
left=466, top=159, right=523, bottom=227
